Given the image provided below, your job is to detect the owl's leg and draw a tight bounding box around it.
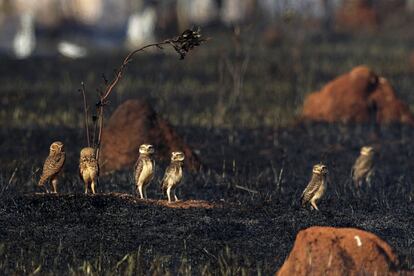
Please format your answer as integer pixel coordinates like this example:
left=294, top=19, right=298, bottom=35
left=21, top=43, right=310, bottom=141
left=42, top=182, right=50, bottom=193
left=138, top=185, right=144, bottom=199
left=174, top=189, right=179, bottom=202
left=366, top=171, right=373, bottom=188
left=51, top=177, right=58, bottom=194
left=91, top=180, right=96, bottom=194
left=310, top=199, right=319, bottom=211
left=166, top=186, right=172, bottom=203
left=84, top=180, right=88, bottom=194
left=143, top=186, right=148, bottom=199
left=354, top=180, right=359, bottom=189
left=355, top=183, right=362, bottom=197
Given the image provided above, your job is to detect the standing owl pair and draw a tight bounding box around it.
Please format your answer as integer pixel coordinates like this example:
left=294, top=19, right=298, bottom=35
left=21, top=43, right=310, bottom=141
left=38, top=141, right=99, bottom=194
left=301, top=146, right=376, bottom=211
left=134, top=144, right=185, bottom=202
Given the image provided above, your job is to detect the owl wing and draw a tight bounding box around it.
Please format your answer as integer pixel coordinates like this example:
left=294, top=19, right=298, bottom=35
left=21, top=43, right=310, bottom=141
left=56, top=152, right=66, bottom=170
left=90, top=158, right=99, bottom=174
left=79, top=161, right=84, bottom=181
left=134, top=157, right=144, bottom=183
left=79, top=157, right=86, bottom=180
left=351, top=156, right=361, bottom=179
left=352, top=156, right=370, bottom=183
left=39, top=153, right=65, bottom=185
left=300, top=179, right=320, bottom=206
left=161, top=164, right=175, bottom=191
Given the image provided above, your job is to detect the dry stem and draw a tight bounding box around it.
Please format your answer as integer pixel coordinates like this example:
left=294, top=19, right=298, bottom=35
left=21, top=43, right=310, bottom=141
left=79, top=82, right=90, bottom=147
left=80, top=28, right=206, bottom=165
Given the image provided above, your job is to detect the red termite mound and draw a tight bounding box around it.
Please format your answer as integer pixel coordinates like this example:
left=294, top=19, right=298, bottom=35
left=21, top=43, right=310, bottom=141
left=335, top=0, right=378, bottom=31
left=301, top=65, right=414, bottom=126
left=277, top=226, right=400, bottom=276
left=99, top=99, right=201, bottom=173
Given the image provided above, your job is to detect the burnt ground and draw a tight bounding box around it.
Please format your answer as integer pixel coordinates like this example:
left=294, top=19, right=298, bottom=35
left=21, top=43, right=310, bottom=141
left=1, top=34, right=414, bottom=274
left=1, top=124, right=414, bottom=274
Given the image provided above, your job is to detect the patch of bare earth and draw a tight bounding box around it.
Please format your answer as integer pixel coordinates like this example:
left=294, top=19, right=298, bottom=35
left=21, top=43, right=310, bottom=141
left=29, top=192, right=219, bottom=209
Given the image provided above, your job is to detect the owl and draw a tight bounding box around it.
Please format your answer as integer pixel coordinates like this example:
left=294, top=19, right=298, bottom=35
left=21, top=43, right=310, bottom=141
left=301, top=164, right=328, bottom=211
left=38, top=141, right=65, bottom=193
left=161, top=151, right=185, bottom=203
left=134, top=144, right=155, bottom=199
left=79, top=147, right=99, bottom=194
left=351, top=146, right=375, bottom=188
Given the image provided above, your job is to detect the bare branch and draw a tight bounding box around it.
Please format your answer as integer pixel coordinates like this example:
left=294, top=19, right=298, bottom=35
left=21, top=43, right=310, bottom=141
left=99, top=28, right=206, bottom=105
left=79, top=82, right=90, bottom=147
left=90, top=27, right=206, bottom=167
left=95, top=105, right=104, bottom=162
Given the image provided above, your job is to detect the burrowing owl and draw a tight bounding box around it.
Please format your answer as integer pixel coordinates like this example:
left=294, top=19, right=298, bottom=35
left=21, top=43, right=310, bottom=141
left=134, top=144, right=155, bottom=199
left=301, top=164, right=328, bottom=211
left=161, top=151, right=185, bottom=203
left=79, top=147, right=99, bottom=194
left=351, top=146, right=375, bottom=188
left=38, top=141, right=65, bottom=193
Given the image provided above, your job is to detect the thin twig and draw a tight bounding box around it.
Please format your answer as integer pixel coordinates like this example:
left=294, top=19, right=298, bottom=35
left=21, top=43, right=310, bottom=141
left=203, top=248, right=218, bottom=261
left=95, top=104, right=104, bottom=162
left=98, top=42, right=170, bottom=105
left=8, top=167, right=17, bottom=186
left=235, top=184, right=258, bottom=194
left=1, top=167, right=18, bottom=195
left=90, top=28, right=206, bottom=164
left=92, top=113, right=98, bottom=149
left=276, top=167, right=284, bottom=192
left=80, top=82, right=90, bottom=147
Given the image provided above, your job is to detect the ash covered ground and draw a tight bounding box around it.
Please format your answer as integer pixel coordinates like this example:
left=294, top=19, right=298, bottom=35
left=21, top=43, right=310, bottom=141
left=0, top=34, right=414, bottom=274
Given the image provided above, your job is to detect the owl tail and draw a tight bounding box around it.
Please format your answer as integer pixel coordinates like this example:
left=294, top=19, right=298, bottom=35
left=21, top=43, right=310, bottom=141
left=38, top=175, right=47, bottom=186
left=160, top=182, right=167, bottom=195
left=300, top=195, right=306, bottom=208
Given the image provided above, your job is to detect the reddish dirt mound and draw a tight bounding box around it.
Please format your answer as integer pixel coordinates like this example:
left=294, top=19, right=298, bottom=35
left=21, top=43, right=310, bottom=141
left=148, top=199, right=218, bottom=209
left=335, top=0, right=378, bottom=31
left=100, top=99, right=201, bottom=173
left=277, top=226, right=400, bottom=276
left=301, top=65, right=414, bottom=125
left=32, top=192, right=218, bottom=209
left=371, top=78, right=414, bottom=125
left=101, top=193, right=218, bottom=209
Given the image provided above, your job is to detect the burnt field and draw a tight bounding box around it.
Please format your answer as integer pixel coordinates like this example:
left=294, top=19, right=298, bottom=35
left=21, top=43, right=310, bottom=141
left=1, top=33, right=414, bottom=274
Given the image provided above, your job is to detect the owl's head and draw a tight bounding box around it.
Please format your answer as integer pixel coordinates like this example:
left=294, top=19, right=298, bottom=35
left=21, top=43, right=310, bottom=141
left=313, top=164, right=328, bottom=175
left=139, top=144, right=155, bottom=155
left=360, top=146, right=375, bottom=156
left=171, top=151, right=185, bottom=162
left=80, top=147, right=96, bottom=158
left=50, top=141, right=64, bottom=154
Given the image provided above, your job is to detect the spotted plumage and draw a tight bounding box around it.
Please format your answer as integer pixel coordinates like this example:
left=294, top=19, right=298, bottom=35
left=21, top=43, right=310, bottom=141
left=79, top=147, right=99, bottom=194
left=134, top=144, right=155, bottom=199
left=301, top=164, right=328, bottom=211
left=351, top=146, right=375, bottom=188
left=38, top=141, right=65, bottom=193
left=161, top=151, right=185, bottom=203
